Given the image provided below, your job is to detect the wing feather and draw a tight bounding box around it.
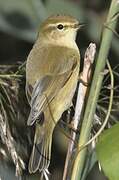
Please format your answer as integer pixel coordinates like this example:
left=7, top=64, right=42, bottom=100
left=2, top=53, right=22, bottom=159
left=27, top=71, right=72, bottom=125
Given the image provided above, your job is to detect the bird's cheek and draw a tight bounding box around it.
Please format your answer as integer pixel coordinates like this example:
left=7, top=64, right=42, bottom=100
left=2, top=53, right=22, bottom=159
left=52, top=31, right=59, bottom=40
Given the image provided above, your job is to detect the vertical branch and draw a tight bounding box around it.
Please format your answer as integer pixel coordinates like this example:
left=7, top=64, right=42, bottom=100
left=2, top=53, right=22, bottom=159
left=63, top=43, right=96, bottom=180
left=71, top=0, right=119, bottom=179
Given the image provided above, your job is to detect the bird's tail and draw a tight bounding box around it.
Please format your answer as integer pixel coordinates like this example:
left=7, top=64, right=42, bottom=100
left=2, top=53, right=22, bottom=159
left=28, top=124, right=53, bottom=174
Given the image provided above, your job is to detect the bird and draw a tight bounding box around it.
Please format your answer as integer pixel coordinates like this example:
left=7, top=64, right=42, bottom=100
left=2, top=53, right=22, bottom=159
left=26, top=14, right=81, bottom=176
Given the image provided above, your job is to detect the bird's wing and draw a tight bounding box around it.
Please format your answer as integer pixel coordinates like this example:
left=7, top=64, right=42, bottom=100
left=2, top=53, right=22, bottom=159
left=26, top=47, right=79, bottom=126
left=27, top=71, right=72, bottom=126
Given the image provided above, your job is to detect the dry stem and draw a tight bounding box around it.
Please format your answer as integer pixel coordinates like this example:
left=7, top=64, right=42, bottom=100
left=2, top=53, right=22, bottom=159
left=63, top=43, right=96, bottom=180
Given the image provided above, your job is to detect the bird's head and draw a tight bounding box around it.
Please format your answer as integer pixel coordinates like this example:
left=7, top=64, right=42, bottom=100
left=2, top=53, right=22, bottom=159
left=38, top=15, right=83, bottom=45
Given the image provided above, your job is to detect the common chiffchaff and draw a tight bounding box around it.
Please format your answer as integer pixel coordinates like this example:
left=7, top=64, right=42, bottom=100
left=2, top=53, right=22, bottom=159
left=26, top=15, right=80, bottom=175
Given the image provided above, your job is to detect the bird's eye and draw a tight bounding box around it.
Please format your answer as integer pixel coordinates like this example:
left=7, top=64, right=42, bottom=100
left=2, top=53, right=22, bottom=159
left=57, top=24, right=64, bottom=30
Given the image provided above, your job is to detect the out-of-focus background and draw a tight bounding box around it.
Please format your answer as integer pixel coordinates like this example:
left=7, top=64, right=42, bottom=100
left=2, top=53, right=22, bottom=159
left=0, top=0, right=118, bottom=179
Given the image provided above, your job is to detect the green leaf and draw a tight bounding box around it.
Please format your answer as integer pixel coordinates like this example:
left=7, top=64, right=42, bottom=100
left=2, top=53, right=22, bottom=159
left=96, top=123, right=119, bottom=180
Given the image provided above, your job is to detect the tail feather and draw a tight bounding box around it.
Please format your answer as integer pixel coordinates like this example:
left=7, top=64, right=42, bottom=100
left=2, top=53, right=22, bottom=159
left=28, top=133, right=52, bottom=174
left=38, top=138, right=50, bottom=171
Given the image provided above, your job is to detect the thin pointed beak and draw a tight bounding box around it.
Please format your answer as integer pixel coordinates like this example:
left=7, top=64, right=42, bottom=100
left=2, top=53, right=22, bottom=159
left=74, top=23, right=86, bottom=29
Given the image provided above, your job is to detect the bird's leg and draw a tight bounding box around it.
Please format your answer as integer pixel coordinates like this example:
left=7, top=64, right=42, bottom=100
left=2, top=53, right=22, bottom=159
left=68, top=120, right=80, bottom=134
left=78, top=72, right=89, bottom=86
left=60, top=119, right=80, bottom=134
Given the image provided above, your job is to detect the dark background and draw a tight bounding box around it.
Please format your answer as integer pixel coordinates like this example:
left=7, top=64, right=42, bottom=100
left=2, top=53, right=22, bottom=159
left=0, top=0, right=118, bottom=179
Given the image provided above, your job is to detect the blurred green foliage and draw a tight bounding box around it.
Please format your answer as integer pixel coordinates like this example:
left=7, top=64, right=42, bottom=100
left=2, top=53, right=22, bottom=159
left=0, top=0, right=84, bottom=41
left=0, top=0, right=107, bottom=41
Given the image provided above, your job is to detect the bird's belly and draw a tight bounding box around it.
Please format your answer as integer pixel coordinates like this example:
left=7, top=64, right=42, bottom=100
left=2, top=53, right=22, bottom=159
left=50, top=67, right=79, bottom=122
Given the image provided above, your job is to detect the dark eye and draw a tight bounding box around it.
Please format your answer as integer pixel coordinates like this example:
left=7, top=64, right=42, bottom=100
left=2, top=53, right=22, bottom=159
left=57, top=24, right=64, bottom=30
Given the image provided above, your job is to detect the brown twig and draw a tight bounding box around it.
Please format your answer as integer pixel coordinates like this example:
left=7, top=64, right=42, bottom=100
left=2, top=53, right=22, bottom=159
left=63, top=43, right=96, bottom=180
